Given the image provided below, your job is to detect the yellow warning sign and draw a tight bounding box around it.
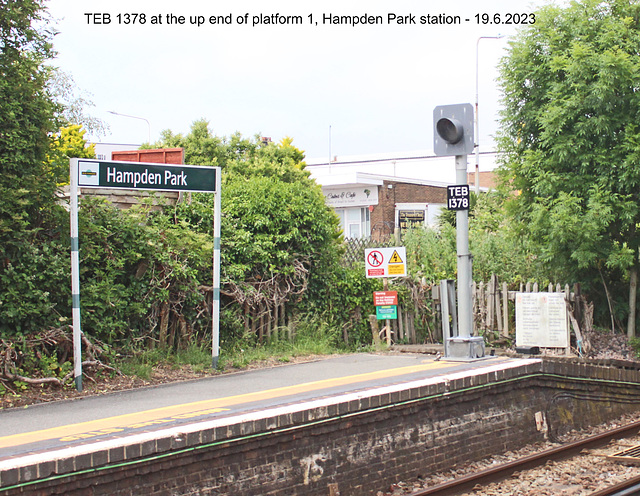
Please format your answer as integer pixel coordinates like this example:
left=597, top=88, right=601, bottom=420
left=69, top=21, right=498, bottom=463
left=364, top=247, right=407, bottom=279
left=388, top=264, right=405, bottom=275
left=389, top=250, right=403, bottom=264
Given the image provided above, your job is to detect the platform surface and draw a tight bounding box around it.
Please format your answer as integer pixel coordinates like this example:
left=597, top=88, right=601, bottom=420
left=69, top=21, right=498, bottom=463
left=0, top=352, right=538, bottom=470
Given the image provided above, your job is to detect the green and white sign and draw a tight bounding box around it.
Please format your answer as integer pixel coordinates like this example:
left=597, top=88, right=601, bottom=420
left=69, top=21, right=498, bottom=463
left=77, top=159, right=217, bottom=193
left=69, top=158, right=222, bottom=392
left=376, top=305, right=398, bottom=320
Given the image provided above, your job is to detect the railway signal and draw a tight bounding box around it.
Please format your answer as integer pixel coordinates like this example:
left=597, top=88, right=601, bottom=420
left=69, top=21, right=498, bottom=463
left=433, top=104, right=484, bottom=359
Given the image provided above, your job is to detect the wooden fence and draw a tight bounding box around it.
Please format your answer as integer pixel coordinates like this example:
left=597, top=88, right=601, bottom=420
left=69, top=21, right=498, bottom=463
left=378, top=276, right=588, bottom=348
left=470, top=276, right=591, bottom=354
left=472, top=275, right=583, bottom=337
left=342, top=236, right=396, bottom=267
left=226, top=228, right=589, bottom=349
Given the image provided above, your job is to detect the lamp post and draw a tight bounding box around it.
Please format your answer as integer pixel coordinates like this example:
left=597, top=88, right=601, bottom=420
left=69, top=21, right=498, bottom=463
left=107, top=111, right=151, bottom=143
left=474, top=35, right=504, bottom=194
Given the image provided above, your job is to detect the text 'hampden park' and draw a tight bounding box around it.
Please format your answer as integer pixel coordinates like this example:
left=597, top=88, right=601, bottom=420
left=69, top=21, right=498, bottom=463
left=106, top=167, right=187, bottom=188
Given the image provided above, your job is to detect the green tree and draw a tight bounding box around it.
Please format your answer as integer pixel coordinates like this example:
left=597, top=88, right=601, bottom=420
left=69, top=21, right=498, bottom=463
left=150, top=119, right=259, bottom=168
left=405, top=190, right=547, bottom=287
left=497, top=0, right=640, bottom=334
left=468, top=191, right=548, bottom=284
left=0, top=0, right=59, bottom=258
left=0, top=0, right=71, bottom=336
left=160, top=122, right=342, bottom=343
left=48, top=124, right=96, bottom=185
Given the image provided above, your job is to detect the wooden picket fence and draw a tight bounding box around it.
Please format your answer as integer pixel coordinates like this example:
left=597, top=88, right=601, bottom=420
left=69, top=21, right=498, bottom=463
left=375, top=302, right=421, bottom=345
left=340, top=235, right=590, bottom=347
left=472, top=275, right=585, bottom=338
left=375, top=276, right=588, bottom=347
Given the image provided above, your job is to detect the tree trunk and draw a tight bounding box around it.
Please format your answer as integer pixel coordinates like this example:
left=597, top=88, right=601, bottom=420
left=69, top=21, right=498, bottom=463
left=599, top=267, right=616, bottom=333
left=628, top=265, right=638, bottom=339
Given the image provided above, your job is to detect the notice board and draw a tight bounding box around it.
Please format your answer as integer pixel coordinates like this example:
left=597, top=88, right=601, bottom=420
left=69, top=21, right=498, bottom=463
left=515, top=293, right=569, bottom=349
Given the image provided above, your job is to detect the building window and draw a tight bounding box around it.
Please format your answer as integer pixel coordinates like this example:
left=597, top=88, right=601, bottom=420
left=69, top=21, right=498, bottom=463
left=336, top=207, right=371, bottom=239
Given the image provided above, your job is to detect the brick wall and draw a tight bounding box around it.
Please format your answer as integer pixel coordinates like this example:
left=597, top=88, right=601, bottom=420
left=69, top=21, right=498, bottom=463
left=5, top=359, right=640, bottom=496
left=467, top=171, right=497, bottom=190
left=371, top=180, right=447, bottom=240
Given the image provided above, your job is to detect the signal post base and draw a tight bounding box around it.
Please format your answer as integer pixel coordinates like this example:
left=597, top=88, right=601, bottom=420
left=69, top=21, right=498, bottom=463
left=446, top=336, right=485, bottom=360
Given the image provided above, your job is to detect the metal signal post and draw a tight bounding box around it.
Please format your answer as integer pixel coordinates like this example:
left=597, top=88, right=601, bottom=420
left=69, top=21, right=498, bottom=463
left=433, top=104, right=484, bottom=359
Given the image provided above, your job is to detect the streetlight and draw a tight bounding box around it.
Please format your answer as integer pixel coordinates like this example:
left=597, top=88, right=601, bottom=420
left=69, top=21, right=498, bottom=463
left=474, top=35, right=504, bottom=194
left=107, top=110, right=151, bottom=144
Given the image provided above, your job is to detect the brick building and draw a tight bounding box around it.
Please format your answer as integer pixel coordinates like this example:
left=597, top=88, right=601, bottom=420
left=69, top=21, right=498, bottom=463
left=467, top=170, right=498, bottom=190
left=317, top=172, right=447, bottom=241
left=309, top=150, right=498, bottom=240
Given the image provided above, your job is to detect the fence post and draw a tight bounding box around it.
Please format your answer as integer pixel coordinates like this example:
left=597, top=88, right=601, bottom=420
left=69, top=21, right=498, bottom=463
left=574, top=283, right=582, bottom=325
left=502, top=282, right=509, bottom=337
left=369, top=315, right=381, bottom=349
left=492, top=274, right=502, bottom=332
left=487, top=277, right=495, bottom=330
left=477, top=281, right=485, bottom=331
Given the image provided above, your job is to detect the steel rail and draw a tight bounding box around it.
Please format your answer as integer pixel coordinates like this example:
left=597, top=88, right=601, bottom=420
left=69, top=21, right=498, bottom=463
left=589, top=474, right=640, bottom=496
left=409, top=420, right=640, bottom=496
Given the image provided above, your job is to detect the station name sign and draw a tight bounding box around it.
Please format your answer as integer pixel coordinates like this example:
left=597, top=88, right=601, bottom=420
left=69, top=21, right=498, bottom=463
left=77, top=159, right=217, bottom=193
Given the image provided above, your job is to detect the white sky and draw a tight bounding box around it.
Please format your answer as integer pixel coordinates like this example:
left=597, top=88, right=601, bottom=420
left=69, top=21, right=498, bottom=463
left=45, top=0, right=557, bottom=160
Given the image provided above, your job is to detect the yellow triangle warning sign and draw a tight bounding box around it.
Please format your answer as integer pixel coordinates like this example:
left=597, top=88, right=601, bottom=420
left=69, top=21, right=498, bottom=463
left=389, top=250, right=403, bottom=264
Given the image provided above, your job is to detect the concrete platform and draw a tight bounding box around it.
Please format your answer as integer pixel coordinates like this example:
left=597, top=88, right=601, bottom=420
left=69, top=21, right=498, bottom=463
left=0, top=353, right=533, bottom=472
left=3, top=351, right=640, bottom=495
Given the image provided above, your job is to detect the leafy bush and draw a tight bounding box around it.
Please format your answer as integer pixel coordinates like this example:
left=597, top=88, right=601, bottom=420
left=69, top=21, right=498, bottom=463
left=0, top=239, right=70, bottom=335
left=403, top=224, right=457, bottom=283
left=404, top=191, right=549, bottom=287
left=303, top=263, right=383, bottom=347
left=77, top=198, right=212, bottom=347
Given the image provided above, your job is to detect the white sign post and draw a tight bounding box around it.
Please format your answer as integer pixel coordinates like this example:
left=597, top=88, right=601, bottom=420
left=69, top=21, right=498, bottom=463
left=69, top=158, right=222, bottom=391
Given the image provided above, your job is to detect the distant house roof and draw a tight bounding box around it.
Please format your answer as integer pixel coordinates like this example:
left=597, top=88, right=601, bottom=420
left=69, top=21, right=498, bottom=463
left=306, top=150, right=499, bottom=187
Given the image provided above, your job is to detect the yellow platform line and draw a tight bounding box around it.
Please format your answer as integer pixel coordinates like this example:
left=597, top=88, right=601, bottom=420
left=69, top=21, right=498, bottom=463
left=0, top=360, right=451, bottom=450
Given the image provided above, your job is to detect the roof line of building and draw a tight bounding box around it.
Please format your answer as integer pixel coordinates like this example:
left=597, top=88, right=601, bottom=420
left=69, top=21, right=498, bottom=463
left=354, top=172, right=452, bottom=188
left=306, top=150, right=499, bottom=167
left=314, top=171, right=453, bottom=189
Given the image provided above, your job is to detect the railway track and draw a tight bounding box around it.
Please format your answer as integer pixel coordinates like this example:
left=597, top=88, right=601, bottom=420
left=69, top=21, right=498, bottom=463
left=589, top=474, right=640, bottom=495
left=407, top=420, right=640, bottom=496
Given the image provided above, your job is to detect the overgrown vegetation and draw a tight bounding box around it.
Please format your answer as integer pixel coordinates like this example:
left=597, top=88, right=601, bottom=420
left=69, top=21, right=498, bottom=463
left=497, top=0, right=640, bottom=336
left=5, top=0, right=640, bottom=393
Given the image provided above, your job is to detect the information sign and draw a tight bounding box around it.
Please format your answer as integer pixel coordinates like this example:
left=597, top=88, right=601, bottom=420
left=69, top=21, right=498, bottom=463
left=376, top=305, right=398, bottom=320
left=515, top=293, right=569, bottom=348
left=373, top=291, right=398, bottom=306
left=398, top=210, right=425, bottom=231
left=447, top=184, right=470, bottom=211
left=365, top=247, right=407, bottom=278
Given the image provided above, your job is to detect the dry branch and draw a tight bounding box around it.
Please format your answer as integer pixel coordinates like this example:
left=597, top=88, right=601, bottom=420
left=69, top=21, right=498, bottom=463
left=0, top=328, right=119, bottom=389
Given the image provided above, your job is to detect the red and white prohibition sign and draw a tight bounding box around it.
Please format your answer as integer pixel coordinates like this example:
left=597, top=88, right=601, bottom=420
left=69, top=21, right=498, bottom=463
left=367, top=250, right=384, bottom=267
